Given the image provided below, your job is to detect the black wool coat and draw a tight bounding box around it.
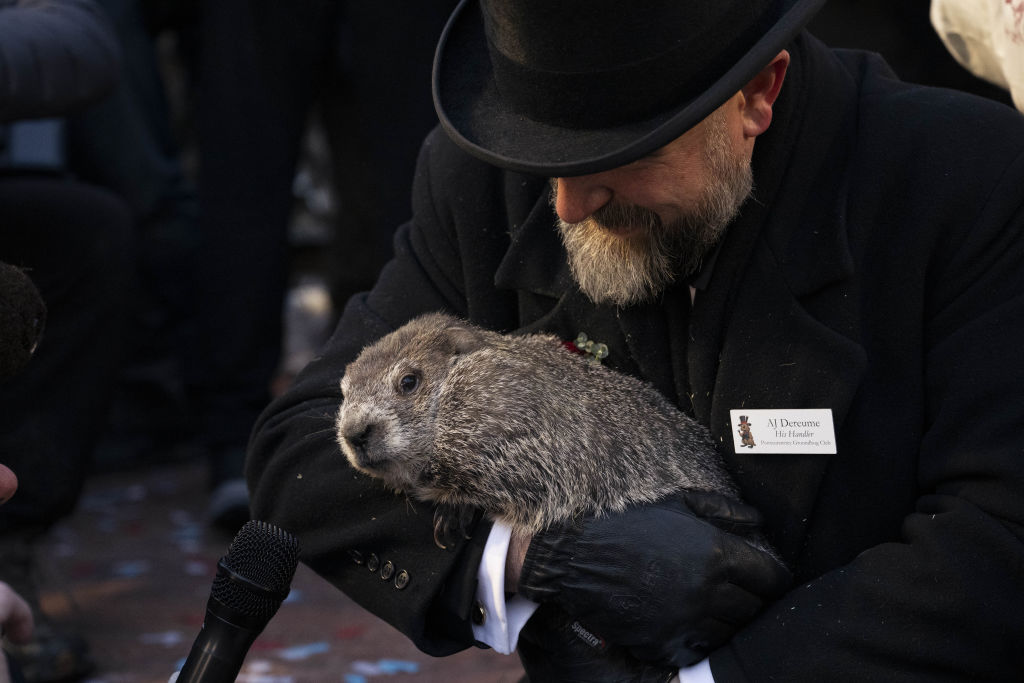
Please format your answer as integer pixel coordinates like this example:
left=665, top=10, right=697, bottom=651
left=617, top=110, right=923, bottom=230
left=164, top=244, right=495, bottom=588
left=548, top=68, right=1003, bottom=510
left=248, top=33, right=1024, bottom=681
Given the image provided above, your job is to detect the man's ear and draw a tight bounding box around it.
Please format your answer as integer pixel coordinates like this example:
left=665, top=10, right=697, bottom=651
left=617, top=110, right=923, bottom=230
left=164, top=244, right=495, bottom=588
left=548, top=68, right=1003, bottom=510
left=740, top=50, right=790, bottom=138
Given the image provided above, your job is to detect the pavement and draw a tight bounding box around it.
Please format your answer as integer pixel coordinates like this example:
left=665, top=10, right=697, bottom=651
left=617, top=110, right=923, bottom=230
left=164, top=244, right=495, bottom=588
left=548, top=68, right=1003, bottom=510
left=31, top=457, right=526, bottom=683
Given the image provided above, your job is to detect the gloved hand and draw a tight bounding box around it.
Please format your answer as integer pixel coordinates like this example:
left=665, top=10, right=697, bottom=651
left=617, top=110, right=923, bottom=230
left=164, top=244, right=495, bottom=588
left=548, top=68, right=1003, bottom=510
left=517, top=603, right=677, bottom=683
left=517, top=491, right=791, bottom=669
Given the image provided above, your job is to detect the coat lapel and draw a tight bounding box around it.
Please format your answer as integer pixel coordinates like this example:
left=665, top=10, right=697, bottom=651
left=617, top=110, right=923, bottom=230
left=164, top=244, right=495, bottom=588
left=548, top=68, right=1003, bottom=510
left=494, top=176, right=571, bottom=301
left=703, top=248, right=867, bottom=561
left=614, top=284, right=690, bottom=407
left=688, top=34, right=869, bottom=561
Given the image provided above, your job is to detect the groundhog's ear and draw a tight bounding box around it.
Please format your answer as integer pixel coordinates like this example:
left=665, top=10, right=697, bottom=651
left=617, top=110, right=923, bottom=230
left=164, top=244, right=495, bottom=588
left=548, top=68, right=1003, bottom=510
left=446, top=324, right=485, bottom=356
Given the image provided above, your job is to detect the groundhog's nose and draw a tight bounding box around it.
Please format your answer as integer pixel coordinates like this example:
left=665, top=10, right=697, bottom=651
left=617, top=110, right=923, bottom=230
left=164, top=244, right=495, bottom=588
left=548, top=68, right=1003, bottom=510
left=348, top=424, right=372, bottom=450
left=344, top=423, right=377, bottom=468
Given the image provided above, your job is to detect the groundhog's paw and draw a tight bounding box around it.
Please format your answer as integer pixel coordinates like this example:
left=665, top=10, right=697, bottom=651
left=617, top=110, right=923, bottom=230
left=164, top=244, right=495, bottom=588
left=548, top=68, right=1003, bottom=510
left=432, top=503, right=480, bottom=550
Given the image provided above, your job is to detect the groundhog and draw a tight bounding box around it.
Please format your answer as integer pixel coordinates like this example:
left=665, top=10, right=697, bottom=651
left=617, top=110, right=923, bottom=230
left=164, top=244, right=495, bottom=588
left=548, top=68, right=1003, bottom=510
left=335, top=312, right=764, bottom=544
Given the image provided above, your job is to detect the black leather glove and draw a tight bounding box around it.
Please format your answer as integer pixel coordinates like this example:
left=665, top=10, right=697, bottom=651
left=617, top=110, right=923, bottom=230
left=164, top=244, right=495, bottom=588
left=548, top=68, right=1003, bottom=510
left=517, top=603, right=678, bottom=683
left=517, top=491, right=791, bottom=669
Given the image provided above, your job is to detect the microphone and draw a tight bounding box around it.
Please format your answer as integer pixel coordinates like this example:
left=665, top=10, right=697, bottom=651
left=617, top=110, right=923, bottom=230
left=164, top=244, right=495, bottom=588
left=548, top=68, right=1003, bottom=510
left=0, top=261, right=46, bottom=380
left=176, top=520, right=300, bottom=682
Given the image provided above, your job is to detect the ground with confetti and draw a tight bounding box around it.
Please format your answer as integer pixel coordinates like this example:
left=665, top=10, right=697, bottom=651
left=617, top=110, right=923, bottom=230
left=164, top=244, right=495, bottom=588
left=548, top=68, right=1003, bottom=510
left=36, top=459, right=526, bottom=683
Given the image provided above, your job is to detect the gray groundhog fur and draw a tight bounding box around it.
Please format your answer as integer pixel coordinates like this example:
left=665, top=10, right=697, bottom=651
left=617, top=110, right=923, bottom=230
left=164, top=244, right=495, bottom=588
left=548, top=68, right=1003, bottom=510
left=336, top=312, right=758, bottom=542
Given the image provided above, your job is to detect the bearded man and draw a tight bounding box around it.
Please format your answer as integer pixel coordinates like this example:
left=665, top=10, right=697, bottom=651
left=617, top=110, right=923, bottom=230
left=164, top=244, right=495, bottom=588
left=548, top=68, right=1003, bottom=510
left=247, top=0, right=1024, bottom=680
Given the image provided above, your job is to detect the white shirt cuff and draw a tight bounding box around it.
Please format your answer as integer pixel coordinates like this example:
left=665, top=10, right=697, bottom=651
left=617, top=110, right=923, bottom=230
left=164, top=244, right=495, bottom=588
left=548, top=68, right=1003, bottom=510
left=471, top=520, right=539, bottom=654
left=677, top=657, right=714, bottom=683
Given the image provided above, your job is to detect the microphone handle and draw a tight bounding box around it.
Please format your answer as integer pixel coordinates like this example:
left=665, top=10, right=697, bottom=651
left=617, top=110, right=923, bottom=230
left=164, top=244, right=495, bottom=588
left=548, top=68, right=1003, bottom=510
left=175, top=599, right=262, bottom=683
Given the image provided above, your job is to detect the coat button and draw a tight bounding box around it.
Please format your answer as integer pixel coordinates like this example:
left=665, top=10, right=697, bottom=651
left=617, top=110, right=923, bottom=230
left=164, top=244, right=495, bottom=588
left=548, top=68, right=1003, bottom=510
left=471, top=601, right=486, bottom=626
left=380, top=560, right=395, bottom=580
left=348, top=549, right=365, bottom=565
left=366, top=553, right=380, bottom=572
left=394, top=569, right=410, bottom=590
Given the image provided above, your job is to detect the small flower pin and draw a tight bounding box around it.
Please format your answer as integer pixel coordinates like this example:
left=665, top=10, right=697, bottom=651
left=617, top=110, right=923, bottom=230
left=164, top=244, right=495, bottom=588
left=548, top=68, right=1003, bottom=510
left=563, top=332, right=609, bottom=364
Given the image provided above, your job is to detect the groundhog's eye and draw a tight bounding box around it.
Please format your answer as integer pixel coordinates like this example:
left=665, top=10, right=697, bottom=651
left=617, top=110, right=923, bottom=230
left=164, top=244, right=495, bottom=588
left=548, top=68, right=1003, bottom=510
left=399, top=373, right=419, bottom=394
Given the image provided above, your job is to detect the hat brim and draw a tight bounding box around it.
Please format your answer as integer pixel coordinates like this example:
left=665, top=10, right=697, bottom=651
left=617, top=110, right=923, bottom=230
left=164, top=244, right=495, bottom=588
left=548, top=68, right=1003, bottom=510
left=433, top=0, right=827, bottom=177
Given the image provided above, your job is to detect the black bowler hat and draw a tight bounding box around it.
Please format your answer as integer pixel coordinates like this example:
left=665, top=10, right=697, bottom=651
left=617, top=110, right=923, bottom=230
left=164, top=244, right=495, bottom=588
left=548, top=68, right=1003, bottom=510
left=432, top=0, right=827, bottom=177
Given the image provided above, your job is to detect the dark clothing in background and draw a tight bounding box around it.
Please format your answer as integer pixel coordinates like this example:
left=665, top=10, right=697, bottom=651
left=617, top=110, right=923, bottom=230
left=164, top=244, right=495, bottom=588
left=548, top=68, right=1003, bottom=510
left=0, top=0, right=131, bottom=535
left=0, top=0, right=121, bottom=122
left=808, top=0, right=1013, bottom=103
left=190, top=0, right=455, bottom=476
left=65, top=0, right=200, bottom=382
left=0, top=178, right=131, bottom=531
left=248, top=33, right=1024, bottom=680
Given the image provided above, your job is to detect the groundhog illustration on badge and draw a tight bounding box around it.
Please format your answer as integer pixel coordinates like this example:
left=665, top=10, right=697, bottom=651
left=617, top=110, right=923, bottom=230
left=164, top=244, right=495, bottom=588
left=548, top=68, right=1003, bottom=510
left=737, top=415, right=756, bottom=448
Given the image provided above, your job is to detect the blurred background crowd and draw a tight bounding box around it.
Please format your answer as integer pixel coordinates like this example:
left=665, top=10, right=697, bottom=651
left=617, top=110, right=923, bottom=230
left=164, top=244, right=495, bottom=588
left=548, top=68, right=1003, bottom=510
left=0, top=0, right=1018, bottom=681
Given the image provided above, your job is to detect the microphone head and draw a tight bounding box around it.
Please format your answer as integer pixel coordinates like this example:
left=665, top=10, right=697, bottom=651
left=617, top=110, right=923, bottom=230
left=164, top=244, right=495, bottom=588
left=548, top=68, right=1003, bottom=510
left=0, top=262, right=46, bottom=381
left=213, top=520, right=300, bottom=623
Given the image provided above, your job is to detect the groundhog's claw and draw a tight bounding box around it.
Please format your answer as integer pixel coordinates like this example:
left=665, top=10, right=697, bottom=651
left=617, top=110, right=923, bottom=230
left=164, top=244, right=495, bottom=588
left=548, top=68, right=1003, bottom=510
left=432, top=504, right=478, bottom=550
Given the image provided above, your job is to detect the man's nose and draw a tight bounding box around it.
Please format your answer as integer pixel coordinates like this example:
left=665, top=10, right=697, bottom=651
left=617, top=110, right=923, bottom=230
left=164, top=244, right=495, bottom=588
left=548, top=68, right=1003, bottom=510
left=553, top=176, right=613, bottom=224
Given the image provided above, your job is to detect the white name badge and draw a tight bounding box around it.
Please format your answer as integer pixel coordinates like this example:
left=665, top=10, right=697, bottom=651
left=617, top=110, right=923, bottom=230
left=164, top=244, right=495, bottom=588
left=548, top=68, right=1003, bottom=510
left=729, top=409, right=837, bottom=454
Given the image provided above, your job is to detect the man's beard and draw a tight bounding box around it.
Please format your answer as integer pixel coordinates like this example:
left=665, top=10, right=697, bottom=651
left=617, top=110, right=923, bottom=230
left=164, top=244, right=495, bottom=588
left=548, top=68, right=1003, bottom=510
left=554, top=110, right=753, bottom=307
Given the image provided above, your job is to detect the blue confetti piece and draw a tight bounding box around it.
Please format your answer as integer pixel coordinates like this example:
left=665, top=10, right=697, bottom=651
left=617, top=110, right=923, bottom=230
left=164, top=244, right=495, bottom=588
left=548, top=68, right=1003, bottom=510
left=377, top=660, right=419, bottom=674
left=282, top=588, right=303, bottom=604
left=139, top=630, right=185, bottom=647
left=171, top=523, right=202, bottom=541
left=350, top=661, right=380, bottom=675
left=276, top=641, right=330, bottom=661
left=112, top=559, right=152, bottom=578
